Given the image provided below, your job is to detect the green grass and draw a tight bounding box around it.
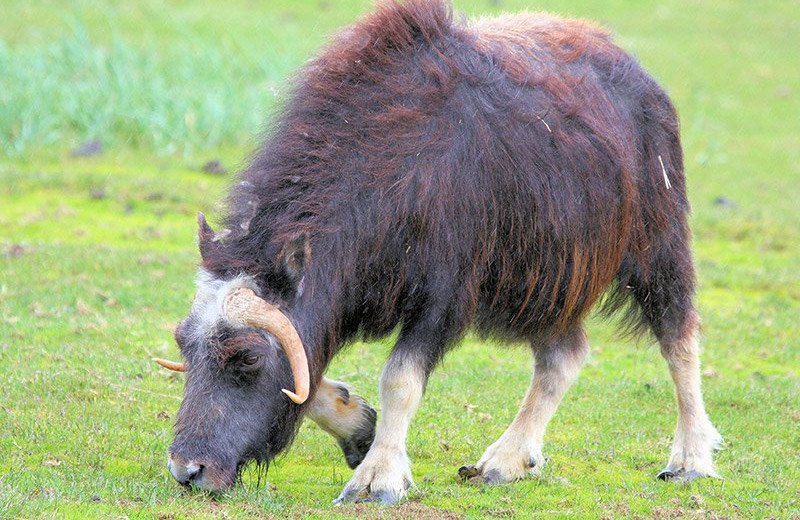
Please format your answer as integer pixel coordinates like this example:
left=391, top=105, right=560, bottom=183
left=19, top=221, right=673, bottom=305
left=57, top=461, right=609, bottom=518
left=1, top=0, right=799, bottom=518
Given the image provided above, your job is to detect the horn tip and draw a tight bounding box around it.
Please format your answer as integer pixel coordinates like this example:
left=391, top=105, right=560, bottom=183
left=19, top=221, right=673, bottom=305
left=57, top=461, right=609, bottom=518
left=282, top=388, right=307, bottom=405
left=152, top=357, right=186, bottom=372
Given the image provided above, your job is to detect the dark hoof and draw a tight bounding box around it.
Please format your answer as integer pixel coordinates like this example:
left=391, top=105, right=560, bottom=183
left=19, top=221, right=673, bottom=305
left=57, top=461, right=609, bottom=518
left=333, top=479, right=410, bottom=506
left=364, top=488, right=403, bottom=505
left=338, top=400, right=377, bottom=469
left=482, top=469, right=505, bottom=485
left=657, top=469, right=707, bottom=483
left=679, top=470, right=706, bottom=483
left=656, top=470, right=676, bottom=481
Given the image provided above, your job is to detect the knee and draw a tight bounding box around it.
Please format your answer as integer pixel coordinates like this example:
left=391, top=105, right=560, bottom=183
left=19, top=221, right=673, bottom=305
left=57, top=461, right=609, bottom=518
left=380, top=358, right=425, bottom=404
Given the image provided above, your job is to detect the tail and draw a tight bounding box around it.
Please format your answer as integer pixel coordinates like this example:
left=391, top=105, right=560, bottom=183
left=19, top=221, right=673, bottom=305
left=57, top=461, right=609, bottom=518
left=601, top=79, right=695, bottom=342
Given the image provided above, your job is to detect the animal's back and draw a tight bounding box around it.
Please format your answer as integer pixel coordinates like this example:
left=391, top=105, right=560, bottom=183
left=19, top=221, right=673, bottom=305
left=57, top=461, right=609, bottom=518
left=373, top=7, right=690, bottom=339
left=226, top=0, right=689, bottom=343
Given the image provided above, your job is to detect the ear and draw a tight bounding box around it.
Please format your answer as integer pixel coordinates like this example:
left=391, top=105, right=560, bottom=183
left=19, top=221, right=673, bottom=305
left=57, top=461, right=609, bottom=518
left=279, top=231, right=311, bottom=283
left=197, top=212, right=218, bottom=262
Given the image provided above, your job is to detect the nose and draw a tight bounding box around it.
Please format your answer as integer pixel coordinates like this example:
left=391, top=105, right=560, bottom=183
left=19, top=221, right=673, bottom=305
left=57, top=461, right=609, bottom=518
left=168, top=453, right=204, bottom=486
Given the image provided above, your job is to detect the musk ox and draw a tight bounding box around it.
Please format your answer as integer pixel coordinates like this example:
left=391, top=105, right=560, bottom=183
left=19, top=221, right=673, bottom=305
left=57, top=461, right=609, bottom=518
left=154, top=0, right=721, bottom=504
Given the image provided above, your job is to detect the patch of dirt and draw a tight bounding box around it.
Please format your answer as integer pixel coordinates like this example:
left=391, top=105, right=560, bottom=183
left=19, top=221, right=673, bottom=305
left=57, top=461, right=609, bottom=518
left=2, top=243, right=27, bottom=258
left=71, top=139, right=104, bottom=157
left=713, top=196, right=737, bottom=209
left=90, top=188, right=107, bottom=200
left=202, top=159, right=227, bottom=175
left=330, top=501, right=464, bottom=520
left=632, top=506, right=731, bottom=520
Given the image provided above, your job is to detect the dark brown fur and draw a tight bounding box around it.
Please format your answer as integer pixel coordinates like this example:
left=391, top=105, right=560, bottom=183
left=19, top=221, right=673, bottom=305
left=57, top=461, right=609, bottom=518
left=204, top=0, right=692, bottom=373
left=179, top=0, right=697, bottom=480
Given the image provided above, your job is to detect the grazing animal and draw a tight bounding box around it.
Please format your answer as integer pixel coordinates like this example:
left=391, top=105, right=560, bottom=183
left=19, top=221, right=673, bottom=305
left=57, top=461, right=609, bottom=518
left=156, top=0, right=721, bottom=503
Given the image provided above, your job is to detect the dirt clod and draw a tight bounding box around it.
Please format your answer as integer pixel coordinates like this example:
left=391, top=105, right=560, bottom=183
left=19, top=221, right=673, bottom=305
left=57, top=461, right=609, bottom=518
left=202, top=159, right=227, bottom=175
left=72, top=139, right=104, bottom=157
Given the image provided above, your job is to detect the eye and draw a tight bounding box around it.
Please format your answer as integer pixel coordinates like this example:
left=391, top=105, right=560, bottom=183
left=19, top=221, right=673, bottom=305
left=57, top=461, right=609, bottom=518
left=241, top=352, right=260, bottom=366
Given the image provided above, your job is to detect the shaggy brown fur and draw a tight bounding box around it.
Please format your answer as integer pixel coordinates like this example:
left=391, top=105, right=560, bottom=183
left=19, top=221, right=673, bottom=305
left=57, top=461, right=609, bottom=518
left=172, top=0, right=700, bottom=488
left=203, top=0, right=693, bottom=376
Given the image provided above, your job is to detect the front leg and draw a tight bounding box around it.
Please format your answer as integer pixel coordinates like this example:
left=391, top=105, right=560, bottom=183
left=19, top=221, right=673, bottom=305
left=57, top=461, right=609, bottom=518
left=334, top=353, right=425, bottom=504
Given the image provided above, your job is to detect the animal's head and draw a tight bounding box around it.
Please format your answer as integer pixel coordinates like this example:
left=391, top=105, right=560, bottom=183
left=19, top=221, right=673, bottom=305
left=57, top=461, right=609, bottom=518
left=156, top=215, right=312, bottom=491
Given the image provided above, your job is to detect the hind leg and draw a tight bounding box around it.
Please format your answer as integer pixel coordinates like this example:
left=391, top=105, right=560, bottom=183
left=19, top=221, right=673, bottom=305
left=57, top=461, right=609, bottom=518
left=656, top=311, right=722, bottom=481
left=459, top=327, right=588, bottom=484
left=623, top=232, right=722, bottom=481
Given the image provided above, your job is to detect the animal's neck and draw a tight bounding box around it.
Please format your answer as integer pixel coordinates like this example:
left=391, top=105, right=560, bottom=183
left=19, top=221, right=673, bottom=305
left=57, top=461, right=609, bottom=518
left=290, top=274, right=347, bottom=387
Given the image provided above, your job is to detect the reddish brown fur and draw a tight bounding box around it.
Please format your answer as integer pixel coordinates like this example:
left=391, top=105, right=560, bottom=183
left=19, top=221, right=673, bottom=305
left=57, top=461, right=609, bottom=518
left=181, top=0, right=698, bottom=476
left=208, top=0, right=692, bottom=358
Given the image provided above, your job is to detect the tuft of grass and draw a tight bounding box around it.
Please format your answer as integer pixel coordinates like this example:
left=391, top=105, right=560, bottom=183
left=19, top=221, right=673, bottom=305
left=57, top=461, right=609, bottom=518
left=0, top=0, right=370, bottom=160
left=1, top=0, right=799, bottom=519
left=0, top=21, right=282, bottom=158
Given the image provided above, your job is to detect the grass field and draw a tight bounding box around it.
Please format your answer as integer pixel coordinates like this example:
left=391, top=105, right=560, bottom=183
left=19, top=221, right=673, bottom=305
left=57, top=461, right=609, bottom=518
left=1, top=0, right=799, bottom=518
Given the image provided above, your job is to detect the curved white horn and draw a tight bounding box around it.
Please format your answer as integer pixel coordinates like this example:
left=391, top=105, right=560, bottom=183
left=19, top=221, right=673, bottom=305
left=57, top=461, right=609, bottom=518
left=222, top=287, right=310, bottom=405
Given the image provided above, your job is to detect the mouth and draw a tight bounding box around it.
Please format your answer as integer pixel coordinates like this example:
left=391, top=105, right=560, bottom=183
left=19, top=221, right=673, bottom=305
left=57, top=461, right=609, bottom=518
left=168, top=437, right=278, bottom=491
left=168, top=453, right=238, bottom=492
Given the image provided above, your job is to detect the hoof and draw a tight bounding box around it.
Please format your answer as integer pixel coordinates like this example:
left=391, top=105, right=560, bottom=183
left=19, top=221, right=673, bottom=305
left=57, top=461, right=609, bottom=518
left=459, top=448, right=545, bottom=486
left=656, top=469, right=676, bottom=481
left=367, top=487, right=405, bottom=505
left=335, top=449, right=412, bottom=506
left=657, top=468, right=718, bottom=483
left=482, top=469, right=505, bottom=485
left=333, top=479, right=410, bottom=505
